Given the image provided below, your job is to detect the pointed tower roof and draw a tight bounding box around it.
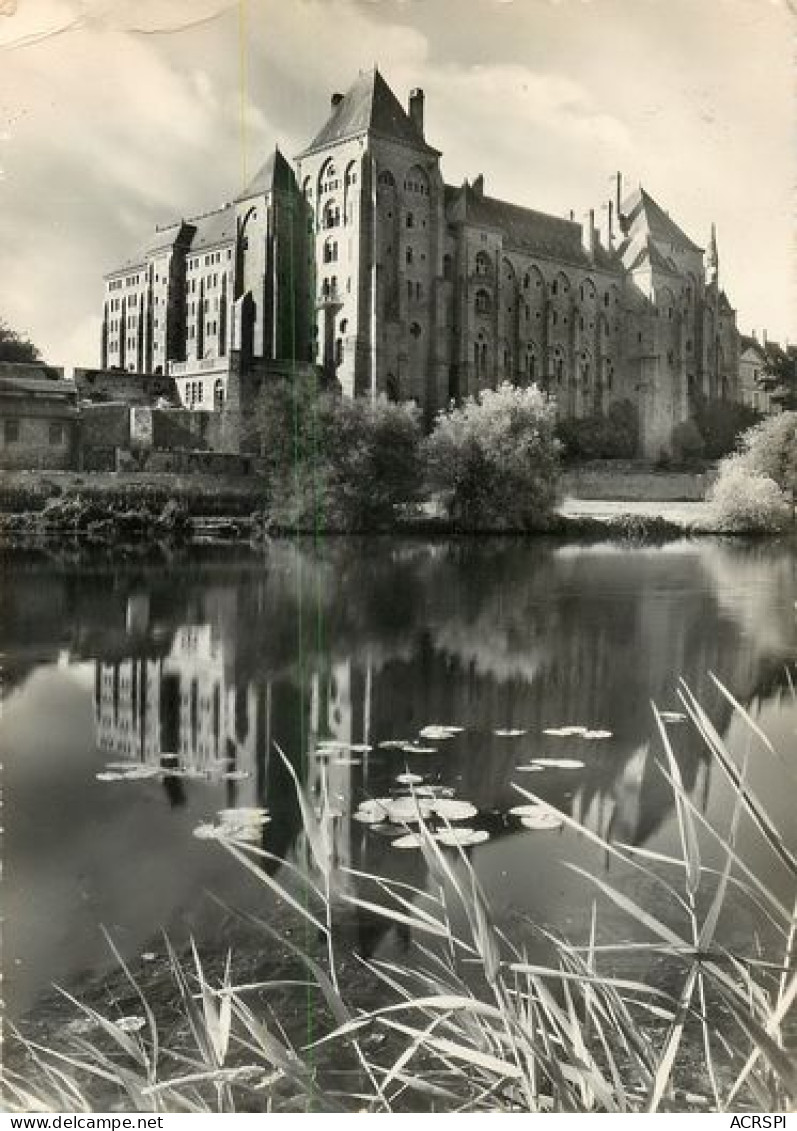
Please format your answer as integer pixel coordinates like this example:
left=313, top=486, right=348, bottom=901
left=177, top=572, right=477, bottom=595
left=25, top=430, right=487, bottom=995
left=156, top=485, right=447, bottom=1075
left=297, top=68, right=439, bottom=157
left=236, top=146, right=296, bottom=202
left=622, top=186, right=702, bottom=253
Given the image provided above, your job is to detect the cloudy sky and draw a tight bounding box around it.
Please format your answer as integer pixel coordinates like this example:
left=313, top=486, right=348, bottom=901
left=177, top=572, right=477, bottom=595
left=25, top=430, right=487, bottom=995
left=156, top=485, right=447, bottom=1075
left=1, top=0, right=794, bottom=370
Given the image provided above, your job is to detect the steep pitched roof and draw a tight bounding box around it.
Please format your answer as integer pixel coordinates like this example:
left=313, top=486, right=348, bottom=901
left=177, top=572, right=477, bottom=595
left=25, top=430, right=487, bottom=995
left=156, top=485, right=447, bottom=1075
left=622, top=186, right=702, bottom=254
left=236, top=146, right=296, bottom=201
left=626, top=236, right=682, bottom=277
left=187, top=205, right=236, bottom=251
left=739, top=334, right=766, bottom=357
left=297, top=68, right=438, bottom=157
left=452, top=185, right=622, bottom=272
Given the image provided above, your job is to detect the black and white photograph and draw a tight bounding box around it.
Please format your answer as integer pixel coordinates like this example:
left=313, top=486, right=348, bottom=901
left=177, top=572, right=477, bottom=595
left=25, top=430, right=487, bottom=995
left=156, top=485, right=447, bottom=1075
left=1, top=0, right=796, bottom=1116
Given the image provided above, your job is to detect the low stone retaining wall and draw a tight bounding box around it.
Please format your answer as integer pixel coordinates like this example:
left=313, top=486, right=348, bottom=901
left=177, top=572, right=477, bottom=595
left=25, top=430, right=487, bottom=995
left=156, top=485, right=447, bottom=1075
left=562, top=463, right=717, bottom=502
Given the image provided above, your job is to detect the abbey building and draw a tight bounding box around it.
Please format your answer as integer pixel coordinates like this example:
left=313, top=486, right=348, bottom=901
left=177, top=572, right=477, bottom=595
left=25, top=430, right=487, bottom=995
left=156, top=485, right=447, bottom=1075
left=101, top=68, right=740, bottom=458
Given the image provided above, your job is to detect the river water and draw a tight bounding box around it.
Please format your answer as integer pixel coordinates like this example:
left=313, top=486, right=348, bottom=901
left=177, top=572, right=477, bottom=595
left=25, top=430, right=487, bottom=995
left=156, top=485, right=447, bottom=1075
left=2, top=538, right=796, bottom=1021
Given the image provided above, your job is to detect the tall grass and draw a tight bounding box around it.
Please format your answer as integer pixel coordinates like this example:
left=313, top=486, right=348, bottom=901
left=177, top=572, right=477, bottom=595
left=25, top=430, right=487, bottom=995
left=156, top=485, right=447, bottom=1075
left=3, top=680, right=795, bottom=1113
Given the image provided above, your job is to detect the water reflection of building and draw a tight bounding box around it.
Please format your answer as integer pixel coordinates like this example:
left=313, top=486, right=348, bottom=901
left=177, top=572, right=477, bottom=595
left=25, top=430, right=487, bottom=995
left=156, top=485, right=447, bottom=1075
left=78, top=540, right=797, bottom=906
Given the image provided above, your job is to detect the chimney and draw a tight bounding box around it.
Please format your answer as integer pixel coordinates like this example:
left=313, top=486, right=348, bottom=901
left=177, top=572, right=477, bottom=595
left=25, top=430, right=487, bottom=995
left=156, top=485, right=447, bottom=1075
left=331, top=92, right=344, bottom=109
left=752, top=329, right=757, bottom=341
left=472, top=174, right=484, bottom=197
left=581, top=209, right=597, bottom=259
left=763, top=328, right=768, bottom=346
left=408, top=88, right=425, bottom=137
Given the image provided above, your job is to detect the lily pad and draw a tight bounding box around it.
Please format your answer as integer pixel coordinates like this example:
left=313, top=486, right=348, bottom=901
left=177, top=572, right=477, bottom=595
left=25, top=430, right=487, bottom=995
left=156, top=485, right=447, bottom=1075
left=531, top=758, right=585, bottom=769
left=660, top=711, right=686, bottom=723
left=392, top=833, right=426, bottom=849
left=96, top=771, right=125, bottom=781
left=400, top=744, right=438, bottom=754
left=429, top=798, right=478, bottom=821
left=115, top=1016, right=146, bottom=1033
left=396, top=772, right=425, bottom=785
left=515, top=764, right=545, bottom=773
left=582, top=729, right=613, bottom=740
left=520, top=813, right=564, bottom=831
left=220, top=770, right=251, bottom=780
left=333, top=758, right=362, bottom=766
left=419, top=725, right=461, bottom=740
left=494, top=728, right=527, bottom=737
left=542, top=726, right=587, bottom=737
left=354, top=799, right=391, bottom=824
left=383, top=796, right=435, bottom=823
left=218, top=807, right=269, bottom=824
left=435, top=828, right=490, bottom=847
left=193, top=823, right=219, bottom=839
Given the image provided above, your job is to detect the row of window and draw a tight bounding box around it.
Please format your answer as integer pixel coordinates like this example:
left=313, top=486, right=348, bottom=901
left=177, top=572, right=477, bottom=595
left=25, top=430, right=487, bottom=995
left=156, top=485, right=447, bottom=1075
left=3, top=420, right=65, bottom=445
left=188, top=251, right=231, bottom=270
left=187, top=320, right=221, bottom=339
left=183, top=379, right=225, bottom=407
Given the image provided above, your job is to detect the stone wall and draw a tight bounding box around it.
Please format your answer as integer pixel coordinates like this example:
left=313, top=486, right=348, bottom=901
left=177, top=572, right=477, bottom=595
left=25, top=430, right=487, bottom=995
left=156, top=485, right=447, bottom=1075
left=0, top=415, right=77, bottom=471
left=562, top=462, right=716, bottom=501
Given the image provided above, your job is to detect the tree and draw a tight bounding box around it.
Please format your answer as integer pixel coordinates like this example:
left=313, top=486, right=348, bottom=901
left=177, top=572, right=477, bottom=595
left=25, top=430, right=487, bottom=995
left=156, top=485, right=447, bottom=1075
left=761, top=345, right=797, bottom=410
left=711, top=411, right=797, bottom=530
left=424, top=382, right=562, bottom=531
left=252, top=374, right=424, bottom=530
left=691, top=395, right=761, bottom=460
left=0, top=320, right=42, bottom=364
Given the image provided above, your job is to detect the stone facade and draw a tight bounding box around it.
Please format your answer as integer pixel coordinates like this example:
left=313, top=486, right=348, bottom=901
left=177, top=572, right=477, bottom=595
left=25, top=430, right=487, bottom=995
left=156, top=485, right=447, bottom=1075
left=102, top=68, right=746, bottom=459
left=0, top=362, right=78, bottom=470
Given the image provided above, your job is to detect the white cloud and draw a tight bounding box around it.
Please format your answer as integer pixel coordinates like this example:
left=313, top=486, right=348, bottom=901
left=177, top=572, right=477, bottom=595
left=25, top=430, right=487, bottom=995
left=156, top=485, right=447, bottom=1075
left=0, top=0, right=794, bottom=367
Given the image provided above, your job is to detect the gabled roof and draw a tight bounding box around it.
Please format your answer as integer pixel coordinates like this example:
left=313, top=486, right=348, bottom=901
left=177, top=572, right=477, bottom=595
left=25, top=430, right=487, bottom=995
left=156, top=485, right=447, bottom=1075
left=450, top=184, right=622, bottom=272
left=625, top=236, right=682, bottom=277
left=236, top=146, right=296, bottom=202
left=297, top=68, right=439, bottom=157
left=621, top=186, right=702, bottom=254
left=105, top=220, right=194, bottom=277
left=740, top=334, right=766, bottom=358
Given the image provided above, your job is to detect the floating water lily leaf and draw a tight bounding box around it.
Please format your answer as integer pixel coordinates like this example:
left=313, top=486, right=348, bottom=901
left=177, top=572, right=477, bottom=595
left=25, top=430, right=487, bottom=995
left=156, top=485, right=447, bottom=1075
left=217, top=807, right=269, bottom=824
left=430, top=798, right=478, bottom=821
left=193, top=823, right=220, bottom=840
left=121, top=766, right=160, bottom=780
left=543, top=726, right=587, bottom=737
left=660, top=711, right=687, bottom=723
left=414, top=785, right=454, bottom=798
left=96, top=771, right=124, bottom=781
left=355, top=798, right=391, bottom=823
left=435, top=828, right=490, bottom=847
left=419, top=725, right=461, bottom=740
left=378, top=739, right=412, bottom=749
left=510, top=803, right=564, bottom=831
left=220, top=770, right=250, bottom=780
left=396, top=772, right=425, bottom=785
left=333, top=758, right=362, bottom=767
left=105, top=761, right=138, bottom=771
left=115, top=1016, right=146, bottom=1033
left=141, top=952, right=157, bottom=962
left=531, top=758, right=585, bottom=769
left=400, top=744, right=438, bottom=754
left=520, top=813, right=564, bottom=831
left=384, top=796, right=435, bottom=823
left=582, top=729, right=613, bottom=740
left=392, top=832, right=425, bottom=849
left=515, top=764, right=545, bottom=773
left=494, top=728, right=527, bottom=738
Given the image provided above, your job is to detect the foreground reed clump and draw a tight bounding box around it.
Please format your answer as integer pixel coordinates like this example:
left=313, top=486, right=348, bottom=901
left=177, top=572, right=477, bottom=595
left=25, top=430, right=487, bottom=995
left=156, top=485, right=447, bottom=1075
left=3, top=677, right=796, bottom=1113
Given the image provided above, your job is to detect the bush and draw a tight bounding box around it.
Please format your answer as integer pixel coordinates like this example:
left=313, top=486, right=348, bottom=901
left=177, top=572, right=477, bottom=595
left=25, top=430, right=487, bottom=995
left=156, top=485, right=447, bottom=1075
left=255, top=375, right=424, bottom=531
left=671, top=419, right=705, bottom=464
left=709, top=456, right=791, bottom=532
left=692, top=396, right=761, bottom=460
left=556, top=399, right=639, bottom=461
left=424, top=382, right=561, bottom=531
left=710, top=411, right=797, bottom=532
